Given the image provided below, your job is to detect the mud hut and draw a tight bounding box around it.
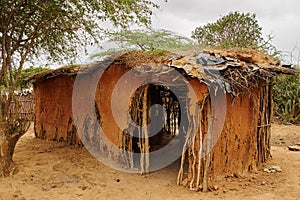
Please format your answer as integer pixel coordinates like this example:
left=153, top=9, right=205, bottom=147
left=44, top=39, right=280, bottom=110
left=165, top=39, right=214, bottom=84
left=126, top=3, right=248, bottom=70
left=28, top=49, right=293, bottom=191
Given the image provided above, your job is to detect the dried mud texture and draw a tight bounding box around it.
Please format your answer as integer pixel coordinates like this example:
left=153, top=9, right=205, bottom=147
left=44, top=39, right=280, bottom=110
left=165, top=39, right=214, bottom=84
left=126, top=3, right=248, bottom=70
left=33, top=67, right=105, bottom=146
left=34, top=75, right=76, bottom=143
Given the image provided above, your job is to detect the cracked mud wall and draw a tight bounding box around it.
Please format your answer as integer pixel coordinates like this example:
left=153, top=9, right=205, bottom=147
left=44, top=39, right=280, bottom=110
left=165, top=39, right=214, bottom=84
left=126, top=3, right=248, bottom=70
left=34, top=67, right=105, bottom=145
left=184, top=83, right=272, bottom=190
left=33, top=64, right=143, bottom=148
left=34, top=75, right=76, bottom=143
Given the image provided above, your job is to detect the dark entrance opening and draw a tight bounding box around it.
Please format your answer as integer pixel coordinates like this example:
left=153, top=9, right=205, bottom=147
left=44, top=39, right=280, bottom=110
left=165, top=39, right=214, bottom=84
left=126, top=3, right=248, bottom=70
left=127, top=84, right=188, bottom=170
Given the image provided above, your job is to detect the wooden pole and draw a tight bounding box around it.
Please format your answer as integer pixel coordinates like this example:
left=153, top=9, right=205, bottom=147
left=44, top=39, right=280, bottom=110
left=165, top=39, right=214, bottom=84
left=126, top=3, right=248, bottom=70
left=203, top=98, right=212, bottom=192
left=196, top=95, right=208, bottom=189
left=143, top=85, right=150, bottom=173
left=189, top=115, right=197, bottom=190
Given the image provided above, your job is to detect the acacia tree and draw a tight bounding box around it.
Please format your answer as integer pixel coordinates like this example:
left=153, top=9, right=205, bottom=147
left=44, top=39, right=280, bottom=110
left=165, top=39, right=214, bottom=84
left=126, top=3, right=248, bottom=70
left=111, top=29, right=192, bottom=51
left=0, top=0, right=161, bottom=177
left=92, top=29, right=193, bottom=57
left=191, top=11, right=274, bottom=52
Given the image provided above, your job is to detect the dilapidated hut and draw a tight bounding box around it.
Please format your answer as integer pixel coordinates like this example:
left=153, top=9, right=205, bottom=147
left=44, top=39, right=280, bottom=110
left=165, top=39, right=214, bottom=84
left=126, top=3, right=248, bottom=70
left=28, top=49, right=293, bottom=191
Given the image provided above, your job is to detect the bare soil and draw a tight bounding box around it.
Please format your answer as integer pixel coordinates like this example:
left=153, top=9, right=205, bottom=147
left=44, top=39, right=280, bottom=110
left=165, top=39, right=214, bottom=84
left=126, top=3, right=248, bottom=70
left=0, top=123, right=299, bottom=200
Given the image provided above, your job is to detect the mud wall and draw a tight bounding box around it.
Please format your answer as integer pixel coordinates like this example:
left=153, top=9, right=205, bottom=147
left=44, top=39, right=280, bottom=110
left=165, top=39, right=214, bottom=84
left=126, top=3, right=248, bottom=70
left=210, top=90, right=261, bottom=177
left=34, top=64, right=144, bottom=146
left=34, top=75, right=75, bottom=142
left=95, top=64, right=145, bottom=146
left=34, top=67, right=105, bottom=145
left=183, top=83, right=272, bottom=191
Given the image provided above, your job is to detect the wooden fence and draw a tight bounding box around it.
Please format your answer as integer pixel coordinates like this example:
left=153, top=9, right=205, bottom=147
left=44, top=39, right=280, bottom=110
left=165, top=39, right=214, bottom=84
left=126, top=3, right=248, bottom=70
left=8, top=94, right=34, bottom=121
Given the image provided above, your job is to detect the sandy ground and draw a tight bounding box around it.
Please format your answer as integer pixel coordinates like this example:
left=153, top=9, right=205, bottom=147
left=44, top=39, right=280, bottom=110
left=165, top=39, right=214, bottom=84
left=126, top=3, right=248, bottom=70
left=0, top=123, right=299, bottom=200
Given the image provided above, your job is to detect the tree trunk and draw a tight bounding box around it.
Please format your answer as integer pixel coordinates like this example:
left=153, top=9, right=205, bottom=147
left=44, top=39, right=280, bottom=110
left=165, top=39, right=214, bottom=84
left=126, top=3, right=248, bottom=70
left=0, top=119, right=30, bottom=177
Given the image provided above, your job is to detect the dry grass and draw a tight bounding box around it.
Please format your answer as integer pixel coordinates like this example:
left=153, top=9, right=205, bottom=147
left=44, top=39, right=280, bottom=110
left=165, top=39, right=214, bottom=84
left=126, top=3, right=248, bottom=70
left=113, top=50, right=169, bottom=67
left=205, top=47, right=278, bottom=66
left=27, top=48, right=293, bottom=85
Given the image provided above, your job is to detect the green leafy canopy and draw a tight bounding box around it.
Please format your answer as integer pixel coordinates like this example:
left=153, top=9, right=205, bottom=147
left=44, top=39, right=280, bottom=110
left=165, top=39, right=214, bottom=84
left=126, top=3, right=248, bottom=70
left=191, top=11, right=276, bottom=55
left=92, top=29, right=193, bottom=57
left=0, top=0, right=162, bottom=117
left=0, top=0, right=160, bottom=64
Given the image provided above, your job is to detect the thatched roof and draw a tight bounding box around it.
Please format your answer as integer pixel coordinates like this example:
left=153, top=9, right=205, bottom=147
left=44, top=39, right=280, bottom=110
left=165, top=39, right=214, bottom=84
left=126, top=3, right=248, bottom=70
left=27, top=49, right=294, bottom=91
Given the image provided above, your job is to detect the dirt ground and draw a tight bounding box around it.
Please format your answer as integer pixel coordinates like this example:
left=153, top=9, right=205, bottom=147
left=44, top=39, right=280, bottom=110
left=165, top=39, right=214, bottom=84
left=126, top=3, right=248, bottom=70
left=0, top=123, right=299, bottom=200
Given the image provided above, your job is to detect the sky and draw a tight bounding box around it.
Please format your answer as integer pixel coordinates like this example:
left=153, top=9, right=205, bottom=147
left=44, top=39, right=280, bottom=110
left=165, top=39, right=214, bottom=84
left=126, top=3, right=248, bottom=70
left=150, top=0, right=300, bottom=61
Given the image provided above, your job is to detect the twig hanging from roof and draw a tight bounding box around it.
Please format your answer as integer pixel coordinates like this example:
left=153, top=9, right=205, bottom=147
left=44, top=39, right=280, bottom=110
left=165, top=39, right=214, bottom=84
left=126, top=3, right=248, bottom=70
left=196, top=94, right=208, bottom=189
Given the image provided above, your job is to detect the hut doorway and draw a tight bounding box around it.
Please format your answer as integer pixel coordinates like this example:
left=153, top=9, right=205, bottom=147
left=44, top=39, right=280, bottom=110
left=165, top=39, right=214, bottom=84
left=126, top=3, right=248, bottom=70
left=126, top=84, right=188, bottom=172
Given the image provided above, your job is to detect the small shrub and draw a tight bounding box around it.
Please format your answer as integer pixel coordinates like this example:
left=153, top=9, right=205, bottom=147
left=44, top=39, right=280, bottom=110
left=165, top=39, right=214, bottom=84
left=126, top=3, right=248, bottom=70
left=273, top=71, right=300, bottom=123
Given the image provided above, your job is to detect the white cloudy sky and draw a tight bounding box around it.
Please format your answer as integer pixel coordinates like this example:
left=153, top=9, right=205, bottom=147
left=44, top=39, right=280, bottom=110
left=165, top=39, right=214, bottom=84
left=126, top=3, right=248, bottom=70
left=151, top=0, right=300, bottom=54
